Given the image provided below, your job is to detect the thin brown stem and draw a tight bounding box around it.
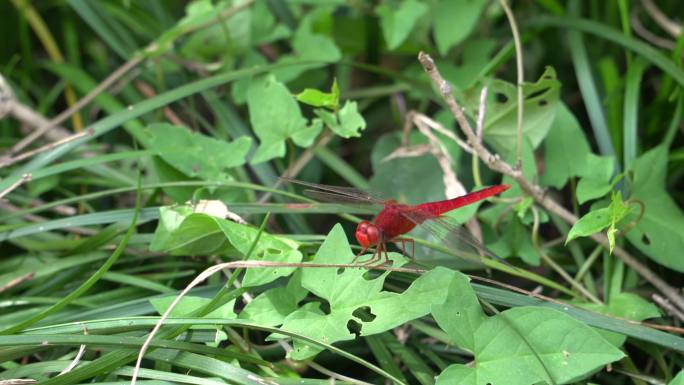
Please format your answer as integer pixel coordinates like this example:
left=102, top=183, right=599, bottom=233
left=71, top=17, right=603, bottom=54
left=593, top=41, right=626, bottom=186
left=9, top=57, right=143, bottom=155
left=0, top=128, right=94, bottom=168
left=499, top=0, right=524, bottom=169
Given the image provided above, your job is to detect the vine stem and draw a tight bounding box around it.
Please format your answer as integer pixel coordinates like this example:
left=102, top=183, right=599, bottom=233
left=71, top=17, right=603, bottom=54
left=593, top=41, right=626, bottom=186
left=417, top=51, right=684, bottom=314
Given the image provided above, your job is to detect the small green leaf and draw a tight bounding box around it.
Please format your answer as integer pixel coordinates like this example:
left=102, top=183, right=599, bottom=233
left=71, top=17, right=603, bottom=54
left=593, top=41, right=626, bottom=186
left=336, top=101, right=366, bottom=137
left=567, top=191, right=631, bottom=250
left=376, top=0, right=428, bottom=50
left=295, top=79, right=340, bottom=109
left=313, top=101, right=366, bottom=138
left=296, top=89, right=337, bottom=109
left=432, top=0, right=487, bottom=55
left=566, top=207, right=611, bottom=244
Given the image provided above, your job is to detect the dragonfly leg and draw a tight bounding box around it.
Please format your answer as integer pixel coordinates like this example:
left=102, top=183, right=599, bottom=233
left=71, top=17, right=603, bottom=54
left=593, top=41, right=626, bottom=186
left=360, top=243, right=383, bottom=266
left=394, top=237, right=416, bottom=261
left=352, top=246, right=369, bottom=264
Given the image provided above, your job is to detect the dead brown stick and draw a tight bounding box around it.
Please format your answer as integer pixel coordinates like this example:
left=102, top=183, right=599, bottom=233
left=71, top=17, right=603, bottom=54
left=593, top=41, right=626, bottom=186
left=417, top=51, right=684, bottom=314
left=9, top=57, right=143, bottom=156
left=0, top=128, right=94, bottom=168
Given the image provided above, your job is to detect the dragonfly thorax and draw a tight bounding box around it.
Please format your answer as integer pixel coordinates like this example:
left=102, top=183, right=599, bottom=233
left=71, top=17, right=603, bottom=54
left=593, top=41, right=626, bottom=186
left=355, top=220, right=381, bottom=249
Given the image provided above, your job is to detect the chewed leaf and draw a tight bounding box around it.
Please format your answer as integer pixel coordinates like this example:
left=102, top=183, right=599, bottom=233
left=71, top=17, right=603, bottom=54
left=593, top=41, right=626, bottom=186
left=275, top=224, right=457, bottom=360
left=465, top=66, right=560, bottom=157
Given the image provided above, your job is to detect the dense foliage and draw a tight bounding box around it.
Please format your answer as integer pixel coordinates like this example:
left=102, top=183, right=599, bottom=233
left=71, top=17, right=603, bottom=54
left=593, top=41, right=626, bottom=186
left=1, top=1, right=683, bottom=384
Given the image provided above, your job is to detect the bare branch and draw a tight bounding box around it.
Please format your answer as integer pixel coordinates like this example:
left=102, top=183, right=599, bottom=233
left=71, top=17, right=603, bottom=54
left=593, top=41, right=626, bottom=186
left=0, top=173, right=31, bottom=199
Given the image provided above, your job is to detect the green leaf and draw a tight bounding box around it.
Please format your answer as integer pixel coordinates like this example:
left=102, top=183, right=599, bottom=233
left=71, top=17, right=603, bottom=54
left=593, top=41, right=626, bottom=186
left=150, top=206, right=302, bottom=286
left=152, top=0, right=219, bottom=55
left=467, top=67, right=560, bottom=157
left=275, top=224, right=456, bottom=360
left=489, top=215, right=540, bottom=266
left=240, top=272, right=308, bottom=326
left=376, top=0, right=428, bottom=50
left=313, top=100, right=366, bottom=138
left=272, top=10, right=341, bottom=82
left=337, top=101, right=367, bottom=137
left=296, top=90, right=337, bottom=109
left=541, top=103, right=592, bottom=188
left=296, top=79, right=340, bottom=109
left=435, top=307, right=624, bottom=385
left=247, top=75, right=310, bottom=164
left=567, top=191, right=631, bottom=247
left=576, top=154, right=615, bottom=204
left=431, top=272, right=484, bottom=351
left=567, top=207, right=611, bottom=244
left=144, top=123, right=251, bottom=181
left=670, top=371, right=684, bottom=385
left=626, top=146, right=684, bottom=272
left=151, top=296, right=236, bottom=319
left=432, top=0, right=487, bottom=55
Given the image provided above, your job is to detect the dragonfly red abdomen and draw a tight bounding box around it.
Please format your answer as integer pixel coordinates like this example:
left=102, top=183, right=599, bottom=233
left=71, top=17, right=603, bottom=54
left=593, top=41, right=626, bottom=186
left=414, top=184, right=510, bottom=217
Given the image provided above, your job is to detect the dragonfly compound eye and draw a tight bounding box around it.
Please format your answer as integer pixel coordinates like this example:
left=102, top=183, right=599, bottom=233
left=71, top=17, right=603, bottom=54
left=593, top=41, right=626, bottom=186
left=355, top=221, right=380, bottom=248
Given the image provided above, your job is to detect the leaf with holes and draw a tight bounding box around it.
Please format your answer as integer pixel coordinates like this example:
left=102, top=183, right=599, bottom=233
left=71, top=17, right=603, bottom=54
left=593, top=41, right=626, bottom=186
left=240, top=271, right=308, bottom=326
left=150, top=205, right=301, bottom=286
left=434, top=306, right=624, bottom=385
left=272, top=224, right=456, bottom=360
left=626, top=146, right=684, bottom=272
left=466, top=66, right=560, bottom=157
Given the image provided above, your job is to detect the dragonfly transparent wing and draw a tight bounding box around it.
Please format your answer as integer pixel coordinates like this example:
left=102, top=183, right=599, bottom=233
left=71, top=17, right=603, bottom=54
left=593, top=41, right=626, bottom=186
left=279, top=177, right=386, bottom=205
left=399, top=208, right=506, bottom=266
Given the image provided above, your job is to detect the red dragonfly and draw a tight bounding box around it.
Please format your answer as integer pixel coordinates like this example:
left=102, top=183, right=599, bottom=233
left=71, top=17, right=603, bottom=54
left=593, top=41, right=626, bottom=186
left=280, top=177, right=511, bottom=266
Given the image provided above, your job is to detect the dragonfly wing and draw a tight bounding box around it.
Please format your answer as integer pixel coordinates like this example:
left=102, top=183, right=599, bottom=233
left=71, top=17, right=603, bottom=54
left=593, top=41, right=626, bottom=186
left=279, top=177, right=386, bottom=204
left=301, top=189, right=383, bottom=213
left=398, top=208, right=506, bottom=266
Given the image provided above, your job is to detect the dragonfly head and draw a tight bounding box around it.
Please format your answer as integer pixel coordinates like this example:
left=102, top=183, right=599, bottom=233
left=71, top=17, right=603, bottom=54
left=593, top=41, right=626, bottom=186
left=355, top=220, right=380, bottom=249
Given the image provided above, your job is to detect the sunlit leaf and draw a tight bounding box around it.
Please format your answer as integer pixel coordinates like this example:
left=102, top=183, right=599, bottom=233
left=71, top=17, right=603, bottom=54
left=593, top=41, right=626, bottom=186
left=273, top=224, right=456, bottom=360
